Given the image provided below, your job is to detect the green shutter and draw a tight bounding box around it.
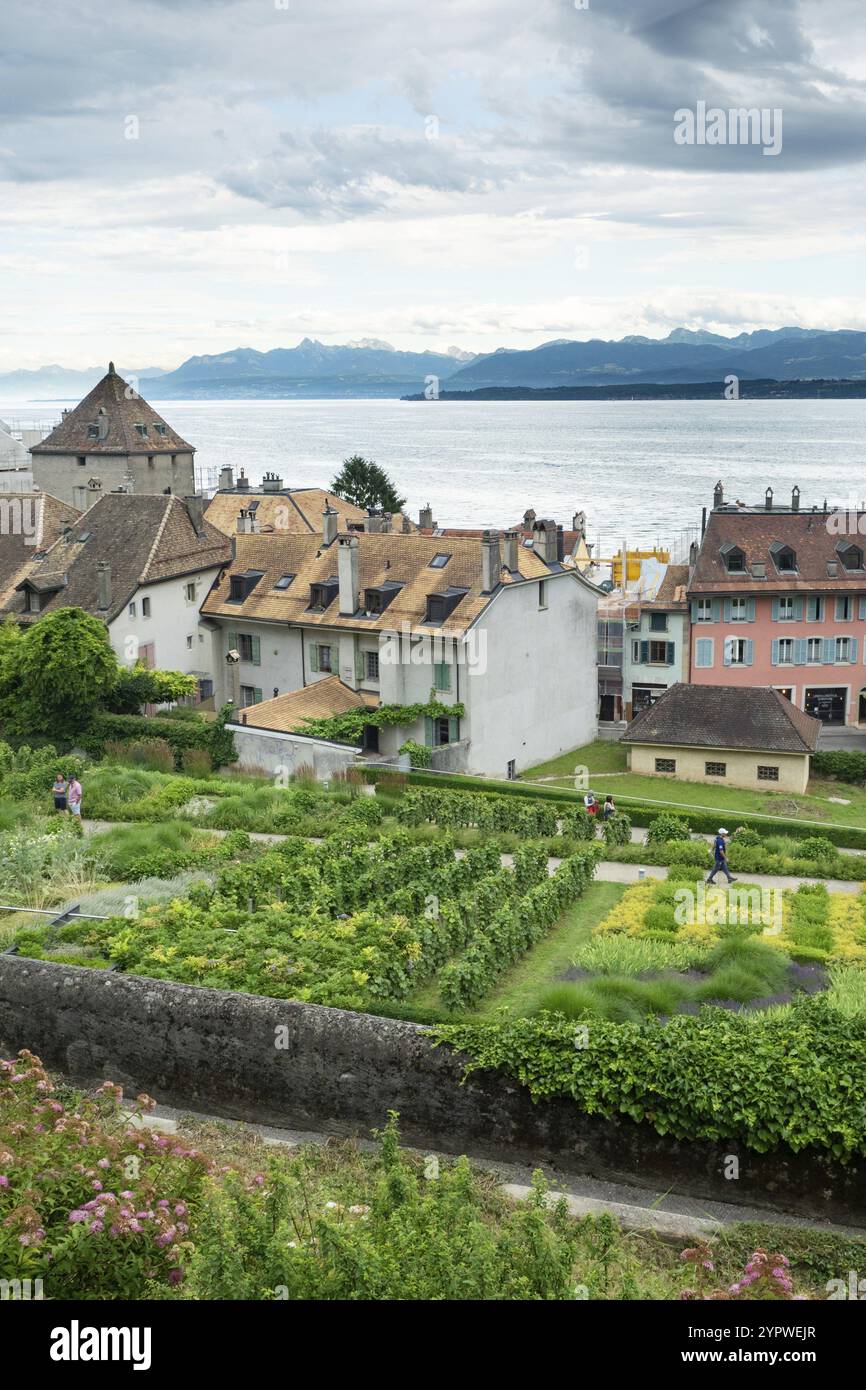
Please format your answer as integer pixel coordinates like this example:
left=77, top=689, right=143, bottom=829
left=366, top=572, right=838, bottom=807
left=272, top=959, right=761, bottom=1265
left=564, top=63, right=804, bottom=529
left=723, top=598, right=732, bottom=622
left=771, top=598, right=780, bottom=621
left=355, top=649, right=365, bottom=681
left=771, top=638, right=779, bottom=666
left=227, top=629, right=238, bottom=652
left=253, top=688, right=262, bottom=704
left=744, top=639, right=754, bottom=667
left=252, top=636, right=261, bottom=667
left=860, top=597, right=866, bottom=620
left=835, top=597, right=844, bottom=621
left=690, top=599, right=698, bottom=621
left=666, top=642, right=675, bottom=665
left=794, top=638, right=807, bottom=665
left=712, top=599, right=721, bottom=622
left=309, top=643, right=319, bottom=673
left=424, top=716, right=434, bottom=747
left=448, top=716, right=459, bottom=743
left=640, top=641, right=649, bottom=663
left=850, top=638, right=859, bottom=664
left=823, top=637, right=835, bottom=664
left=793, top=597, right=804, bottom=621
left=434, top=661, right=450, bottom=691
left=746, top=598, right=756, bottom=621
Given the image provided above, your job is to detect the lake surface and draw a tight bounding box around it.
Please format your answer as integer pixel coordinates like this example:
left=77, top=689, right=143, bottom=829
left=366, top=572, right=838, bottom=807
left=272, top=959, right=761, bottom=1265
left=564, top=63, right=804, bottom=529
left=3, top=397, right=865, bottom=554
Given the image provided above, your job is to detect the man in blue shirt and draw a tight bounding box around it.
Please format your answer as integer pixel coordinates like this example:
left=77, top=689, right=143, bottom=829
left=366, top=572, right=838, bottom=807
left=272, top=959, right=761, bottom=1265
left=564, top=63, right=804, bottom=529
left=707, top=827, right=737, bottom=884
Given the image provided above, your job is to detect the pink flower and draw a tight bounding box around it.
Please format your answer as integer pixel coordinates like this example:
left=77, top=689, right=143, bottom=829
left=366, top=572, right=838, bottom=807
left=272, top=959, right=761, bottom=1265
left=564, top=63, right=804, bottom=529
left=0, top=1176, right=8, bottom=1189
left=89, top=1220, right=104, bottom=1234
left=168, top=1268, right=183, bottom=1286
left=91, top=1180, right=103, bottom=1191
left=174, top=1203, right=187, bottom=1217
left=68, top=1210, right=87, bottom=1224
left=97, top=1158, right=110, bottom=1170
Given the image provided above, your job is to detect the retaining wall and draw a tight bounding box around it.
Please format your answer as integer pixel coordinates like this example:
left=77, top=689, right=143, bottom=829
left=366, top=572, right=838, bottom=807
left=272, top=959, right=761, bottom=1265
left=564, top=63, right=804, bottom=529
left=1, top=956, right=863, bottom=1224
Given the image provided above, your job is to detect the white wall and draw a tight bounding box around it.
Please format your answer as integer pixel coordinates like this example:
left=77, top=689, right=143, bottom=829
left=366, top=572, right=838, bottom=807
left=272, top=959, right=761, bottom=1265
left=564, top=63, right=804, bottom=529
left=623, top=610, right=688, bottom=706
left=108, top=568, right=222, bottom=680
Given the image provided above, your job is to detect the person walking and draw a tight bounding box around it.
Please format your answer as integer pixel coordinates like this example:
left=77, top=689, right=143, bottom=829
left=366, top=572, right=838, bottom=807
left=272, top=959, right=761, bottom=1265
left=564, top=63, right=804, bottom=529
left=52, top=772, right=68, bottom=813
left=707, top=827, right=737, bottom=884
left=602, top=794, right=615, bottom=821
left=67, top=775, right=83, bottom=827
left=584, top=789, right=598, bottom=816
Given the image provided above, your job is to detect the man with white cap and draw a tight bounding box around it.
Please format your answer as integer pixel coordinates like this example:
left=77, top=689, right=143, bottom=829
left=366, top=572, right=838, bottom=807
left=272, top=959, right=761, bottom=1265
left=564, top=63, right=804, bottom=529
left=707, top=827, right=737, bottom=884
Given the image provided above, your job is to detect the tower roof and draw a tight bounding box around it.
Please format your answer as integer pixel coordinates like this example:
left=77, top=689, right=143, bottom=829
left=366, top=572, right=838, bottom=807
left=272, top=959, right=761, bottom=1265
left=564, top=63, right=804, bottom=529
left=29, top=365, right=194, bottom=456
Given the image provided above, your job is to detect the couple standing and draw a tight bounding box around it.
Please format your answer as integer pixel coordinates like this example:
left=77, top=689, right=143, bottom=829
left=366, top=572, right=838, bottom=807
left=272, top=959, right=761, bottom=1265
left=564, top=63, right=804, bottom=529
left=52, top=773, right=82, bottom=819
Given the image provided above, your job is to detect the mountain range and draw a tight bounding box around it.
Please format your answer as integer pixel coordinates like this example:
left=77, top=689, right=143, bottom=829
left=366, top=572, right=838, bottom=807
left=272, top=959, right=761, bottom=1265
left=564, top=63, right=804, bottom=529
left=1, top=328, right=865, bottom=401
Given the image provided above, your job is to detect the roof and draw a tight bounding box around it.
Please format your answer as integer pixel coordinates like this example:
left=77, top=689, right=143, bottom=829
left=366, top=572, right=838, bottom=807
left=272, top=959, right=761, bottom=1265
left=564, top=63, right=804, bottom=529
left=206, top=488, right=367, bottom=538
left=690, top=511, right=866, bottom=594
left=30, top=365, right=194, bottom=456
left=419, top=522, right=588, bottom=556
left=5, top=493, right=231, bottom=624
left=644, top=564, right=690, bottom=611
left=621, top=682, right=820, bottom=754
left=232, top=676, right=379, bottom=735
left=202, top=528, right=565, bottom=637
left=0, top=492, right=82, bottom=606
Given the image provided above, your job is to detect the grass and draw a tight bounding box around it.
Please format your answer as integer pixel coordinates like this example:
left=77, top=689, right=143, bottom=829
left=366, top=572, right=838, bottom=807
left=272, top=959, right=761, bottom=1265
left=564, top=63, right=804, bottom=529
left=522, top=740, right=628, bottom=780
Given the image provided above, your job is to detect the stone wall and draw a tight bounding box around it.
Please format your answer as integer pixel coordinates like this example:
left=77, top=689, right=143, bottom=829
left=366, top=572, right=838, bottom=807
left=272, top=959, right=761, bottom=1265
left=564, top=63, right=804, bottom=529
left=0, top=956, right=862, bottom=1223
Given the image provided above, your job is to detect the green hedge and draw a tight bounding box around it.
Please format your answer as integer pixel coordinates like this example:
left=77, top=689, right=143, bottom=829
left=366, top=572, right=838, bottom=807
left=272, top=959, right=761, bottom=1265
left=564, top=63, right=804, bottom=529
left=81, top=709, right=236, bottom=769
left=812, top=750, right=866, bottom=786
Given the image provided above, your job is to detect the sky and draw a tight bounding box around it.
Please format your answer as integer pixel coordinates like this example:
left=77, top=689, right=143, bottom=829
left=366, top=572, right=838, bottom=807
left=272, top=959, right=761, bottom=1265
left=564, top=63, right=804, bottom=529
left=1, top=0, right=865, bottom=370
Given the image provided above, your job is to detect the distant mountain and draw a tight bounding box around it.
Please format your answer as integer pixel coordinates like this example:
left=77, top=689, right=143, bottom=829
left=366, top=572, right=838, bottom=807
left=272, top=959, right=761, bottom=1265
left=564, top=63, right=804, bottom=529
left=2, top=329, right=863, bottom=402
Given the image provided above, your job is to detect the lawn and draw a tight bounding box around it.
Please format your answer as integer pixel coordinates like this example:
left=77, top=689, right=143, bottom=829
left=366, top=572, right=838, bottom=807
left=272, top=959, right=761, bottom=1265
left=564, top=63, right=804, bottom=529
left=522, top=740, right=628, bottom=780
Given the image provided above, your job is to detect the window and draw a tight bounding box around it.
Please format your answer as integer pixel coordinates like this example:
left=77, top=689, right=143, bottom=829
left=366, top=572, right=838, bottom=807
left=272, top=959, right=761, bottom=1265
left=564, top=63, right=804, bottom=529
left=778, top=596, right=794, bottom=621
left=435, top=717, right=451, bottom=745
left=229, top=570, right=265, bottom=603
left=366, top=651, right=380, bottom=680
left=538, top=580, right=547, bottom=610
left=632, top=640, right=641, bottom=663
left=238, top=634, right=255, bottom=662
left=274, top=573, right=294, bottom=591
left=506, top=759, right=516, bottom=780
left=128, top=601, right=136, bottom=618
left=705, top=761, right=727, bottom=777
left=77, top=455, right=86, bottom=466
left=318, top=645, right=332, bottom=673
left=649, top=612, right=667, bottom=632
left=757, top=765, right=779, bottom=781
left=724, top=547, right=745, bottom=573
left=135, top=423, right=148, bottom=438
left=428, top=553, right=451, bottom=569
left=695, top=638, right=714, bottom=668
left=655, top=758, right=676, bottom=773
left=726, top=637, right=748, bottom=665
left=186, top=635, right=194, bottom=649
left=239, top=685, right=263, bottom=707
left=309, top=579, right=338, bottom=611
left=806, top=596, right=824, bottom=622
left=731, top=597, right=748, bottom=622
left=776, top=549, right=797, bottom=572
left=648, top=640, right=669, bottom=663
left=185, top=581, right=197, bottom=602
left=696, top=598, right=713, bottom=623
left=807, top=637, right=822, bottom=663
left=836, top=636, right=851, bottom=662
left=154, top=423, right=167, bottom=437
left=26, top=589, right=41, bottom=613
left=142, top=597, right=151, bottom=618
left=778, top=637, right=794, bottom=664
left=433, top=660, right=450, bottom=692
left=836, top=596, right=853, bottom=621
left=840, top=545, right=863, bottom=571
left=87, top=424, right=99, bottom=439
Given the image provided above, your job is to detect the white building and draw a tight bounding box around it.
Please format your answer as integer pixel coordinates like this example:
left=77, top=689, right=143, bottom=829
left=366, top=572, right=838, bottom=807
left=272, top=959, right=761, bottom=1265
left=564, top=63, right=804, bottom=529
left=201, top=515, right=600, bottom=778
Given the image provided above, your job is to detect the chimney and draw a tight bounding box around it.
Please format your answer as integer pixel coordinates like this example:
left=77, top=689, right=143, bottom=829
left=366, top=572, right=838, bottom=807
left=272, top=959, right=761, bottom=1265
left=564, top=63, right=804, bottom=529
left=419, top=502, right=434, bottom=529
left=322, top=503, right=338, bottom=546
left=262, top=471, right=283, bottom=494
left=481, top=530, right=500, bottom=594
left=96, top=561, right=111, bottom=612
left=337, top=534, right=360, bottom=615
left=765, top=486, right=773, bottom=512
left=556, top=524, right=564, bottom=562
left=523, top=508, right=536, bottom=530
left=701, top=506, right=707, bottom=537
left=792, top=485, right=800, bottom=512
left=713, top=480, right=724, bottom=508
left=218, top=466, right=234, bottom=491
left=532, top=518, right=557, bottom=564
left=185, top=494, right=205, bottom=535
left=401, top=514, right=411, bottom=534
left=502, top=529, right=519, bottom=572
left=688, top=540, right=698, bottom=566
left=365, top=511, right=387, bottom=533
left=236, top=470, right=250, bottom=492
left=572, top=510, right=586, bottom=538
left=236, top=508, right=258, bottom=534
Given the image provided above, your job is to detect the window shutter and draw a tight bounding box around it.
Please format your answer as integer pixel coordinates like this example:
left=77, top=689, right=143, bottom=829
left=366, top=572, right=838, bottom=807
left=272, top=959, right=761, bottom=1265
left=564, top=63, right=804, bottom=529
left=637, top=641, right=646, bottom=663
left=712, top=599, right=721, bottom=622
left=723, top=598, right=732, bottom=622
left=355, top=649, right=365, bottom=681
left=746, top=598, right=756, bottom=622
left=448, top=716, right=459, bottom=742
left=666, top=642, right=675, bottom=665
left=723, top=638, right=733, bottom=667
left=835, top=596, right=845, bottom=621
left=823, top=637, right=835, bottom=664
left=632, top=640, right=640, bottom=662
left=794, top=638, right=807, bottom=665
left=744, top=639, right=754, bottom=666
left=424, top=716, right=434, bottom=747
left=771, top=598, right=780, bottom=621
left=771, top=638, right=779, bottom=666
left=793, top=597, right=804, bottom=620
left=252, top=636, right=261, bottom=667
left=309, top=643, right=319, bottom=673
left=850, top=638, right=859, bottom=664
left=254, top=688, right=262, bottom=704
left=816, top=597, right=824, bottom=622
left=690, top=599, right=698, bottom=621
left=860, top=596, right=866, bottom=620
left=227, top=629, right=238, bottom=651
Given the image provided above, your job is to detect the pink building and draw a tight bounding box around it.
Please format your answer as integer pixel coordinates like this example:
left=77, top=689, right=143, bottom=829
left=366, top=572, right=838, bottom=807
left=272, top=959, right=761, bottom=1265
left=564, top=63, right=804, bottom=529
left=688, top=485, right=866, bottom=730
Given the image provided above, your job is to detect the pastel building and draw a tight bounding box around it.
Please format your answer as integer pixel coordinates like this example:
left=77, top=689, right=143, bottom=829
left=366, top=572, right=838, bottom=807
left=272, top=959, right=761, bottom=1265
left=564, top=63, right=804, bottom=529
left=688, top=484, right=866, bottom=729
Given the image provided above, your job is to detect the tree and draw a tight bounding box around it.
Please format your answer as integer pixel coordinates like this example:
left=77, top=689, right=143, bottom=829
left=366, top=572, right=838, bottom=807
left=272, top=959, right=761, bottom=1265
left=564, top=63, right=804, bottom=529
left=106, top=664, right=197, bottom=715
left=330, top=455, right=406, bottom=513
left=0, top=608, right=119, bottom=741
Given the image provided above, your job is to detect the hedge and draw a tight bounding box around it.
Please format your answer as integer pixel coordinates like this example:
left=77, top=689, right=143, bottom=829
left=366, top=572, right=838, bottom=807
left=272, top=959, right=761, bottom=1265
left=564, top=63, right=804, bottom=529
left=811, top=750, right=866, bottom=786
left=81, top=710, right=236, bottom=769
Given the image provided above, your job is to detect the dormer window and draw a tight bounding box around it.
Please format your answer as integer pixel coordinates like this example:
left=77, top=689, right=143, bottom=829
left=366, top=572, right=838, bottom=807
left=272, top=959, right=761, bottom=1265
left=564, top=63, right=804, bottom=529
left=308, top=578, right=339, bottom=611
left=838, top=543, right=863, bottom=572
left=26, top=589, right=42, bottom=613
left=770, top=542, right=797, bottom=573
left=227, top=569, right=265, bottom=603
left=363, top=582, right=401, bottom=617
left=87, top=424, right=99, bottom=439
left=135, top=423, right=148, bottom=438
left=154, top=423, right=167, bottom=437
left=720, top=543, right=745, bottom=573
left=424, top=587, right=469, bottom=625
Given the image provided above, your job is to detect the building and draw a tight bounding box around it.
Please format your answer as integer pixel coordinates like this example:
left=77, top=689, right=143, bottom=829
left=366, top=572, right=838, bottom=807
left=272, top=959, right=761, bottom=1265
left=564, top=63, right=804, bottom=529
left=28, top=364, right=196, bottom=508
left=0, top=492, right=81, bottom=610
left=5, top=493, right=231, bottom=702
left=620, top=682, right=820, bottom=794
left=622, top=564, right=690, bottom=718
left=204, top=467, right=417, bottom=538
left=418, top=506, right=597, bottom=573
left=688, top=482, right=866, bottom=729
left=201, top=516, right=600, bottom=778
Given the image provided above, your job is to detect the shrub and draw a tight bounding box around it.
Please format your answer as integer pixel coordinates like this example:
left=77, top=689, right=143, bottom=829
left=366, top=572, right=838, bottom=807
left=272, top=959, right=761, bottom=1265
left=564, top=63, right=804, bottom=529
left=796, top=836, right=838, bottom=866
left=399, top=740, right=432, bottom=769
left=811, top=749, right=866, bottom=786
left=602, top=812, right=631, bottom=846
left=181, top=747, right=213, bottom=777
left=645, top=813, right=691, bottom=845
left=106, top=738, right=175, bottom=773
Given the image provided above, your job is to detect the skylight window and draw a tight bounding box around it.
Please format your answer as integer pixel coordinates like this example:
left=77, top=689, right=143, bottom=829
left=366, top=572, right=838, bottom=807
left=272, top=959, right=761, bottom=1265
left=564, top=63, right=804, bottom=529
left=429, top=553, right=451, bottom=569
left=274, top=573, right=294, bottom=590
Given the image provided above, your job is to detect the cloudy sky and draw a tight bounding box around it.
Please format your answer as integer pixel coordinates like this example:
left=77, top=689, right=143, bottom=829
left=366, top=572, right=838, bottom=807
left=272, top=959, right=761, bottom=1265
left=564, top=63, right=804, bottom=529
left=1, top=0, right=865, bottom=369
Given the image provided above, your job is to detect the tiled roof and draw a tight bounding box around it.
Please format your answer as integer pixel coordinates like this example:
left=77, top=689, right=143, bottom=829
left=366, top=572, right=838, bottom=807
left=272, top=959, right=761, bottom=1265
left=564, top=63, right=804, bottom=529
left=621, top=682, right=820, bottom=754
left=0, top=492, right=82, bottom=605
left=202, top=529, right=560, bottom=636
left=30, top=366, right=194, bottom=456
left=690, top=511, right=866, bottom=594
left=205, top=489, right=368, bottom=537
left=6, top=493, right=231, bottom=623
left=232, top=675, right=379, bottom=735
left=643, top=564, right=690, bottom=611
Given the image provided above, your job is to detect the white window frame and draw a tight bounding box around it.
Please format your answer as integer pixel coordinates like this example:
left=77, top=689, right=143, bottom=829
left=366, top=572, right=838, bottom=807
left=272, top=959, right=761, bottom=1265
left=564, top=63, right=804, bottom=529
left=836, top=636, right=851, bottom=663
left=730, top=597, right=748, bottom=623
left=778, top=596, right=795, bottom=622
left=778, top=637, right=794, bottom=665
left=696, top=598, right=713, bottom=624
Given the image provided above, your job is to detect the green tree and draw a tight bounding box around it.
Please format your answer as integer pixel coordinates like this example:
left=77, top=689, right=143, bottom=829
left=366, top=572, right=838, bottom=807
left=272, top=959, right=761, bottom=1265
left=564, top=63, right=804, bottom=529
left=330, top=455, right=406, bottom=513
left=0, top=608, right=118, bottom=740
left=106, top=664, right=197, bottom=714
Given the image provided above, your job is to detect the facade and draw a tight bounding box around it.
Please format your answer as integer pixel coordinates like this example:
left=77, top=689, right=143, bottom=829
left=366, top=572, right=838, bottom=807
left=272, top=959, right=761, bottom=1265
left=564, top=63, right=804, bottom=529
left=688, top=484, right=866, bottom=729
left=5, top=493, right=231, bottom=700
left=621, top=682, right=820, bottom=794
left=29, top=365, right=196, bottom=508
left=597, top=563, right=690, bottom=723
left=201, top=519, right=600, bottom=778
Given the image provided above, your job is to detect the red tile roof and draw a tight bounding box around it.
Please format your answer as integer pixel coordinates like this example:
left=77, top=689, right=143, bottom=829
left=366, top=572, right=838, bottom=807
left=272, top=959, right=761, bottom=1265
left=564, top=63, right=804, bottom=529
left=690, top=510, right=866, bottom=594
left=30, top=366, right=193, bottom=456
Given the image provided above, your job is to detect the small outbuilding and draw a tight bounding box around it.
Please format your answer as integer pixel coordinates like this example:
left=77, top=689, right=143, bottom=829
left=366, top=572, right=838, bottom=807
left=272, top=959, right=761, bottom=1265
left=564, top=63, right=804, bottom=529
left=619, top=682, right=820, bottom=794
